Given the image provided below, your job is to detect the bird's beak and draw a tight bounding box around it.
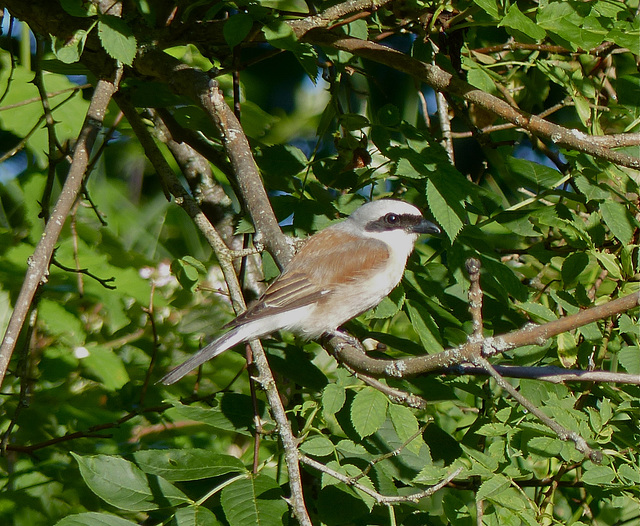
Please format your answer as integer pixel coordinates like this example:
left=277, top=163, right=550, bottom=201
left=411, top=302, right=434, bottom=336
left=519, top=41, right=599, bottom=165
left=412, top=219, right=441, bottom=235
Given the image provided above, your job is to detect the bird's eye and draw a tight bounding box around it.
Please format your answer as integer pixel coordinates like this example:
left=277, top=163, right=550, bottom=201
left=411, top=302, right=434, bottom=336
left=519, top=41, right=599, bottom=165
left=384, top=213, right=399, bottom=224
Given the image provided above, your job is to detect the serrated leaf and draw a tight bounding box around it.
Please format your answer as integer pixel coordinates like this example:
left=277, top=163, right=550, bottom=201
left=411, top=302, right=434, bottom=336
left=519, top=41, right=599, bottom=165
left=426, top=178, right=464, bottom=240
left=582, top=465, right=615, bottom=485
left=174, top=506, right=223, bottom=526
left=220, top=474, right=287, bottom=526
left=388, top=404, right=423, bottom=455
left=405, top=298, right=444, bottom=353
left=476, top=423, right=510, bottom=437
left=557, top=332, right=578, bottom=367
left=618, top=346, right=640, bottom=374
left=133, top=449, right=246, bottom=481
left=351, top=387, right=388, bottom=438
left=300, top=435, right=335, bottom=457
left=55, top=512, right=138, bottom=526
left=224, top=13, right=254, bottom=48
left=98, top=16, right=137, bottom=66
left=367, top=286, right=405, bottom=319
left=506, top=157, right=564, bottom=190
left=477, top=474, right=510, bottom=500
left=322, top=383, right=346, bottom=416
left=561, top=252, right=589, bottom=284
left=600, top=200, right=635, bottom=245
left=414, top=464, right=450, bottom=485
left=72, top=453, right=190, bottom=511
left=593, top=250, right=622, bottom=279
left=499, top=3, right=546, bottom=40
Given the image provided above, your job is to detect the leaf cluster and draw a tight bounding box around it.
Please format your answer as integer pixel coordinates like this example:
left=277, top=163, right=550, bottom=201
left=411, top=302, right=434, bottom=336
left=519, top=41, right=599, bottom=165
left=0, top=1, right=639, bottom=525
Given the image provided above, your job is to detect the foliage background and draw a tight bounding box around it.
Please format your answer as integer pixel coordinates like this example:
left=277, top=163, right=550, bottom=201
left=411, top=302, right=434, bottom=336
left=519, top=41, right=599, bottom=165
left=0, top=1, right=639, bottom=525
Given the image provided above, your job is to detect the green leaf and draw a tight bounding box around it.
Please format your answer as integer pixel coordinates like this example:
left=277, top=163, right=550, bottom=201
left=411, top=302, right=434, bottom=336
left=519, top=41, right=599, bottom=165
left=98, top=16, right=137, bottom=66
left=618, top=346, right=640, bottom=375
left=518, top=302, right=557, bottom=323
left=476, top=474, right=510, bottom=500
left=405, top=298, right=444, bottom=353
left=39, top=299, right=86, bottom=345
left=388, top=404, right=423, bottom=455
left=173, top=506, right=223, bottom=526
left=300, top=435, right=335, bottom=457
left=61, top=0, right=98, bottom=17
left=220, top=474, right=287, bottom=526
left=72, top=453, right=190, bottom=511
left=322, top=383, right=346, bottom=416
left=367, top=286, right=405, bottom=319
left=224, top=13, right=254, bottom=48
left=562, top=252, right=589, bottom=284
left=582, top=465, right=616, bottom=485
left=527, top=437, right=565, bottom=458
left=52, top=29, right=90, bottom=64
left=350, top=387, right=388, bottom=438
left=476, top=423, right=510, bottom=437
left=506, top=157, right=564, bottom=190
left=499, top=4, right=546, bottom=40
left=81, top=346, right=130, bottom=391
left=377, top=104, right=401, bottom=126
left=471, top=0, right=499, bottom=18
left=55, top=513, right=138, bottom=526
left=168, top=394, right=265, bottom=436
left=133, top=449, right=246, bottom=481
left=593, top=250, right=622, bottom=280
left=619, top=463, right=640, bottom=484
left=600, top=200, right=636, bottom=245
left=262, top=20, right=318, bottom=79
left=426, top=178, right=464, bottom=241
left=608, top=21, right=640, bottom=55
left=557, top=332, right=578, bottom=367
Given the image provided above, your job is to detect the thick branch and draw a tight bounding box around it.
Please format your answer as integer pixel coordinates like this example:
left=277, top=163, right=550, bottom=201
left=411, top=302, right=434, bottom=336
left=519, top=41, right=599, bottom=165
left=0, top=69, right=122, bottom=387
left=331, top=291, right=640, bottom=378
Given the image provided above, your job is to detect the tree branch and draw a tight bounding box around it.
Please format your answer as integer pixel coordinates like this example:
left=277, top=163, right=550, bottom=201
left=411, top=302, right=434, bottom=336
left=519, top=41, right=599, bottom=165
left=330, top=291, right=640, bottom=378
left=116, top=97, right=312, bottom=526
left=134, top=50, right=293, bottom=269
left=301, top=31, right=640, bottom=170
left=0, top=67, right=123, bottom=387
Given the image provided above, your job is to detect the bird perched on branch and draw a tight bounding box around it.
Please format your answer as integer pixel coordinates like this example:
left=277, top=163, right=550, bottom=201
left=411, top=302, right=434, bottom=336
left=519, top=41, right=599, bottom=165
left=161, top=199, right=440, bottom=385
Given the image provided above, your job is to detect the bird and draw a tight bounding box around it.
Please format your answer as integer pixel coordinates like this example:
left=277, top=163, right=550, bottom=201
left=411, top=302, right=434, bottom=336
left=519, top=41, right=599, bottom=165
left=161, top=199, right=440, bottom=385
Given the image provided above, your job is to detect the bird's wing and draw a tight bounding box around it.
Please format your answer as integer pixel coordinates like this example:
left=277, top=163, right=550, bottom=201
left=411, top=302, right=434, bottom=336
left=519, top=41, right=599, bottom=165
left=229, top=229, right=390, bottom=327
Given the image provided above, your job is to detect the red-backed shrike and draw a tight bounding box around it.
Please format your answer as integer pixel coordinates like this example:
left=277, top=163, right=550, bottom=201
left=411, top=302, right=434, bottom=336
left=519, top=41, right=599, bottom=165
left=161, top=199, right=440, bottom=385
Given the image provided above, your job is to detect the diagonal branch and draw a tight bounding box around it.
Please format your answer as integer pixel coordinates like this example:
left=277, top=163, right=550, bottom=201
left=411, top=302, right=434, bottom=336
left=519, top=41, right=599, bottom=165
left=0, top=67, right=123, bottom=387
left=134, top=50, right=293, bottom=269
left=116, top=97, right=312, bottom=526
left=301, top=31, right=640, bottom=170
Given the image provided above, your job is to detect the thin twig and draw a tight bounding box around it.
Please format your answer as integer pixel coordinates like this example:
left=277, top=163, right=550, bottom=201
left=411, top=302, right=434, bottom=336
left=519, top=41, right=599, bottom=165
left=472, top=355, right=602, bottom=463
left=466, top=258, right=483, bottom=338
left=300, top=454, right=463, bottom=505
left=50, top=254, right=117, bottom=289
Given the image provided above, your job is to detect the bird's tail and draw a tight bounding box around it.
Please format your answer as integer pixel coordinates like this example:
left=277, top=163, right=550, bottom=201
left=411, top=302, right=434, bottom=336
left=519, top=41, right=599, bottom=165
left=159, top=327, right=246, bottom=385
